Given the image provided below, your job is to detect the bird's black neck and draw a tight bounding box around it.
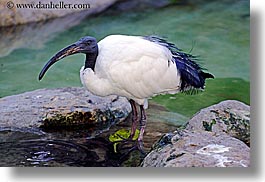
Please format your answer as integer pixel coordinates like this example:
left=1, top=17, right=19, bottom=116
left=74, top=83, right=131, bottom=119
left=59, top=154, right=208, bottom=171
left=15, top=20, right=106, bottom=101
left=84, top=46, right=98, bottom=71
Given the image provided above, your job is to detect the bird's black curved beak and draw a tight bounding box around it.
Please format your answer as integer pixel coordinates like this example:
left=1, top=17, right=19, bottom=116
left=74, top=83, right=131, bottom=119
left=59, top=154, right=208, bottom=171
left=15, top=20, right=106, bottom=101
left=39, top=43, right=82, bottom=80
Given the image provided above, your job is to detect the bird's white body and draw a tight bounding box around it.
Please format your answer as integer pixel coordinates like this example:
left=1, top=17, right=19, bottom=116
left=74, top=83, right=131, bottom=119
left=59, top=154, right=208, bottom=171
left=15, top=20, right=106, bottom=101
left=80, top=35, right=181, bottom=108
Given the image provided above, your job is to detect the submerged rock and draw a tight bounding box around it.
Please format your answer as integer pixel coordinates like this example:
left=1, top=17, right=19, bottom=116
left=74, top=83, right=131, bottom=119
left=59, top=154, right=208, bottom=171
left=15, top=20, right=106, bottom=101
left=0, top=87, right=131, bottom=136
left=142, top=100, right=250, bottom=167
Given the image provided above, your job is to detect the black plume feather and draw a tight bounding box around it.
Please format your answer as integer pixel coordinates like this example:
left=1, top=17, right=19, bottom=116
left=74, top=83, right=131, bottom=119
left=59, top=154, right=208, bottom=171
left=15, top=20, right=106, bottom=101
left=144, top=35, right=214, bottom=92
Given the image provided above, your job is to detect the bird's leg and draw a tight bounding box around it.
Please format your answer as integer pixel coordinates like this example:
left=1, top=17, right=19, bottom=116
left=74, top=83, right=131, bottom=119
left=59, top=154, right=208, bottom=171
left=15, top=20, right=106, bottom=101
left=113, top=99, right=137, bottom=147
left=138, top=105, right=146, bottom=141
left=114, top=102, right=146, bottom=158
left=129, top=99, right=138, bottom=139
left=137, top=105, right=147, bottom=152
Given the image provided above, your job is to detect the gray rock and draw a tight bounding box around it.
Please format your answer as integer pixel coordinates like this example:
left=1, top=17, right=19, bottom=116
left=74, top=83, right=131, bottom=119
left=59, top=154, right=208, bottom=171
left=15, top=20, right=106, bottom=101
left=142, top=100, right=250, bottom=167
left=0, top=0, right=118, bottom=27
left=0, top=87, right=131, bottom=135
left=141, top=130, right=250, bottom=167
left=185, top=100, right=250, bottom=145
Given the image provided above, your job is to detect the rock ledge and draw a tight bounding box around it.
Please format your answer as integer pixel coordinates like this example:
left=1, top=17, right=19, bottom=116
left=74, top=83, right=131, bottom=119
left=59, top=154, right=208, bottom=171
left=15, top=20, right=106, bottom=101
left=0, top=87, right=131, bottom=134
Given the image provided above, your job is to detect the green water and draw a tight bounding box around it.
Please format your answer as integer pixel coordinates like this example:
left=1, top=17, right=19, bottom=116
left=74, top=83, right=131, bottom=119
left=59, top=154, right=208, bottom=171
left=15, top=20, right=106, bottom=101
left=0, top=0, right=249, bottom=117
left=151, top=78, right=250, bottom=117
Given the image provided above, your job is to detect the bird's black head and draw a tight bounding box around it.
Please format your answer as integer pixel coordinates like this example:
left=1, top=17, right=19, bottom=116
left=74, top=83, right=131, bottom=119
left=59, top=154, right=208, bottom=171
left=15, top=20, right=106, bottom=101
left=75, top=36, right=98, bottom=54
left=39, top=36, right=98, bottom=80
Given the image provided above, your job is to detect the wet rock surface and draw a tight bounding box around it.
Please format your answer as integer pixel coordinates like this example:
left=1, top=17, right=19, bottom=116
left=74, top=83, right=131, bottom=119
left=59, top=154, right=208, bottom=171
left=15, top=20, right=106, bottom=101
left=142, top=100, right=250, bottom=167
left=0, top=87, right=131, bottom=136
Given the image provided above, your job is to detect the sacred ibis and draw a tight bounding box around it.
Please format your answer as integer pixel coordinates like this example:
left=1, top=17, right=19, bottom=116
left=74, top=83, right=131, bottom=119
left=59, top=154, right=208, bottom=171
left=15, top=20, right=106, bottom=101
left=39, top=35, right=214, bottom=150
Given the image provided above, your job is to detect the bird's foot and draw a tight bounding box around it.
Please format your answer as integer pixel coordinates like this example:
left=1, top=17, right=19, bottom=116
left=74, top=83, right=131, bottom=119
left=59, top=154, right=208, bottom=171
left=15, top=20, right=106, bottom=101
left=115, top=139, right=146, bottom=161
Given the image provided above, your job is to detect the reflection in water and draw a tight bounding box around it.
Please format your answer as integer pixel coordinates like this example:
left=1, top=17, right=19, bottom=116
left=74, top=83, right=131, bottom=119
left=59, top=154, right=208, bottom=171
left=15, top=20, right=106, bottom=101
left=1, top=139, right=113, bottom=167
left=0, top=109, right=179, bottom=167
left=0, top=128, right=129, bottom=167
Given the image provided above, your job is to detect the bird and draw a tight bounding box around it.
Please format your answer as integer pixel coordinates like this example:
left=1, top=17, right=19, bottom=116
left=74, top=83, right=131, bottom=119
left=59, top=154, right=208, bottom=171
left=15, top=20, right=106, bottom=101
left=39, top=34, right=214, bottom=151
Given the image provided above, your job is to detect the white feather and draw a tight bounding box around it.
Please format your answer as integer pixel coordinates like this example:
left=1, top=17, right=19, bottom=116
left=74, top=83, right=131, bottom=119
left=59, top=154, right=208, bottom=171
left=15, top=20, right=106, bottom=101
left=80, top=35, right=181, bottom=108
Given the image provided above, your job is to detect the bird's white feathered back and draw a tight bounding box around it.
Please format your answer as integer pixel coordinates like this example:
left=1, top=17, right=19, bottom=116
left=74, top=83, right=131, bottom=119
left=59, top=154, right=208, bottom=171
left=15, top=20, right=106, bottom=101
left=80, top=35, right=181, bottom=108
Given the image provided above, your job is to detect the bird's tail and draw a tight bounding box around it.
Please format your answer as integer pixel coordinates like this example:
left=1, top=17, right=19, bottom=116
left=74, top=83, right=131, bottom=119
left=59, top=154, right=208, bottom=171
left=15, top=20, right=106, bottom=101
left=172, top=53, right=214, bottom=92
left=142, top=35, right=214, bottom=92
